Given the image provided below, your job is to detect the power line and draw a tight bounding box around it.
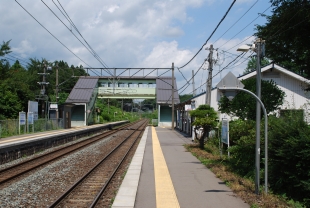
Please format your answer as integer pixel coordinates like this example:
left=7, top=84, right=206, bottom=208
left=4, top=56, right=28, bottom=68
left=164, top=61, right=206, bottom=103
left=178, top=0, right=236, bottom=69
left=40, top=0, right=104, bottom=77
left=213, top=0, right=259, bottom=45
left=212, top=52, right=245, bottom=78
left=15, top=0, right=95, bottom=72
left=51, top=0, right=112, bottom=76
left=217, top=5, right=272, bottom=49
left=179, top=53, right=244, bottom=97
left=6, top=54, right=30, bottom=65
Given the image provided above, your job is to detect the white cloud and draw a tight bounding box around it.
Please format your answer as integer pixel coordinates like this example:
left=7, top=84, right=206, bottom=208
left=12, top=40, right=36, bottom=55
left=107, top=5, right=120, bottom=13
left=1, top=0, right=271, bottom=94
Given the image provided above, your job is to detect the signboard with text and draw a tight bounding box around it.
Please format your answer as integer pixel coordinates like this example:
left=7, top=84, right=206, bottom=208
left=28, top=101, right=38, bottom=120
left=19, top=112, right=26, bottom=125
left=221, top=119, right=229, bottom=144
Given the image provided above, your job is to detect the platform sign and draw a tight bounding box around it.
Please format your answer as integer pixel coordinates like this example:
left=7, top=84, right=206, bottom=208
left=19, top=111, right=26, bottom=135
left=19, top=112, right=26, bottom=125
left=221, top=119, right=229, bottom=144
left=28, top=101, right=38, bottom=120
left=28, top=112, right=34, bottom=125
left=221, top=118, right=230, bottom=158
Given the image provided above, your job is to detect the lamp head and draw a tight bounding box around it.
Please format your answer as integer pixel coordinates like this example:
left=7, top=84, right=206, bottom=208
left=237, top=44, right=255, bottom=52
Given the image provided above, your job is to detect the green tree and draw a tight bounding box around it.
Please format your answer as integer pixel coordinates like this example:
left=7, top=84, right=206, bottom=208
left=0, top=40, right=12, bottom=80
left=0, top=40, right=11, bottom=56
left=189, top=104, right=218, bottom=149
left=179, top=94, right=193, bottom=103
left=218, top=78, right=285, bottom=120
left=243, top=57, right=270, bottom=74
left=255, top=0, right=310, bottom=78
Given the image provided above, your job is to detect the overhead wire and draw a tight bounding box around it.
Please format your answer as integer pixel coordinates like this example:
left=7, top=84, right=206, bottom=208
left=180, top=52, right=245, bottom=97
left=217, top=5, right=272, bottom=50
left=178, top=0, right=236, bottom=69
left=51, top=0, right=112, bottom=76
left=164, top=61, right=206, bottom=104
left=55, top=0, right=109, bottom=68
left=4, top=56, right=28, bottom=68
left=6, top=54, right=30, bottom=65
left=40, top=0, right=102, bottom=76
left=213, top=0, right=259, bottom=45
left=15, top=0, right=94, bottom=73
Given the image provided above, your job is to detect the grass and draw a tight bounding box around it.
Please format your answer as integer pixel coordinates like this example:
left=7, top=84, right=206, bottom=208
left=184, top=143, right=296, bottom=208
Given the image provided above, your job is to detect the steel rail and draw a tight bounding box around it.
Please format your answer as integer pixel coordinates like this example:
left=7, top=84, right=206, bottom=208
left=90, top=120, right=148, bottom=207
left=0, top=121, right=138, bottom=185
left=48, top=120, right=148, bottom=207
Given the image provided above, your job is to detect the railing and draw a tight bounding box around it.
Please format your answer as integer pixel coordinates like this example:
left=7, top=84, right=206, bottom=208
left=0, top=118, right=64, bottom=138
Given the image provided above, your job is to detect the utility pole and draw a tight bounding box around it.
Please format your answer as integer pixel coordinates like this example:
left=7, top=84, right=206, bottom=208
left=205, top=44, right=214, bottom=105
left=113, top=68, right=116, bottom=95
left=55, top=63, right=59, bottom=120
left=192, top=70, right=196, bottom=96
left=254, top=38, right=263, bottom=195
left=171, top=62, right=175, bottom=131
left=37, top=61, right=50, bottom=119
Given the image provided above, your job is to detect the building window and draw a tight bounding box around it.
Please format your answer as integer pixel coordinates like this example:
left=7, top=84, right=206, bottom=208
left=101, top=82, right=107, bottom=87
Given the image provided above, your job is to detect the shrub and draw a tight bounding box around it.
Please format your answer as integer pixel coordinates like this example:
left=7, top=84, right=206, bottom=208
left=101, top=113, right=111, bottom=122
left=227, top=119, right=256, bottom=179
left=267, top=115, right=310, bottom=206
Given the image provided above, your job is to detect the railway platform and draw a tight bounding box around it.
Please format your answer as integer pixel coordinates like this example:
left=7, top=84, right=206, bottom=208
left=112, top=126, right=249, bottom=208
left=0, top=121, right=128, bottom=164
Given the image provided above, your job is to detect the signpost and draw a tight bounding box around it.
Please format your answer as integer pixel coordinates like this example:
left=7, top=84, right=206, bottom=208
left=19, top=111, right=26, bottom=134
left=221, top=118, right=230, bottom=158
left=27, top=112, right=34, bottom=133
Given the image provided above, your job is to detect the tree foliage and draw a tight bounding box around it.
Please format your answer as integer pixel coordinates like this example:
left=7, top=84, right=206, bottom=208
left=243, top=57, right=270, bottom=74
left=189, top=104, right=218, bottom=149
left=218, top=78, right=285, bottom=120
left=255, top=0, right=310, bottom=78
left=267, top=115, right=310, bottom=206
left=0, top=40, right=88, bottom=119
left=179, top=94, right=193, bottom=103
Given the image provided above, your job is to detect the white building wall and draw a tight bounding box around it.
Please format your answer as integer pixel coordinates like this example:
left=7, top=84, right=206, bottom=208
left=191, top=66, right=310, bottom=122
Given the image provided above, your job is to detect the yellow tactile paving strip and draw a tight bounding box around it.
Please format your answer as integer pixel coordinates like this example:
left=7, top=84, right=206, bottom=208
left=152, top=127, right=180, bottom=208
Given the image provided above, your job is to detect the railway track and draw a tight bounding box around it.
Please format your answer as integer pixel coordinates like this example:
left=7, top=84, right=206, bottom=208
left=48, top=119, right=148, bottom=208
left=0, top=120, right=140, bottom=185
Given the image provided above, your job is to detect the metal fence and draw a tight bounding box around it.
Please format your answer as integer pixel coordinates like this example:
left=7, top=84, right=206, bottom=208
left=0, top=118, right=64, bottom=138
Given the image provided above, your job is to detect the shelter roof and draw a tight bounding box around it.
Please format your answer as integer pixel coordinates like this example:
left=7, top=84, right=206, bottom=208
left=65, top=77, right=98, bottom=103
left=156, top=77, right=180, bottom=105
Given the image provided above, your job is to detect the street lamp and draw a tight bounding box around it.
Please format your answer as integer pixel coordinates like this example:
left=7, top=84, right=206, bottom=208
left=217, top=71, right=268, bottom=194
left=237, top=38, right=266, bottom=195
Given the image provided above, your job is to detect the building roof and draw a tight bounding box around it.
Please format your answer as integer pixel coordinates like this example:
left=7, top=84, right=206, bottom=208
left=177, top=63, right=310, bottom=106
left=239, top=63, right=310, bottom=84
left=65, top=77, right=98, bottom=103
left=156, top=77, right=180, bottom=105
left=65, top=76, right=180, bottom=105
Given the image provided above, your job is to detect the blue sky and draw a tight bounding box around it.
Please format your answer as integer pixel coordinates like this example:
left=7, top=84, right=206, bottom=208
left=1, top=0, right=273, bottom=95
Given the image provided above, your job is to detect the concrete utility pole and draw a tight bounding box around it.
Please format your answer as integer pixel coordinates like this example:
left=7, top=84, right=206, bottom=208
left=205, top=44, right=215, bottom=105
left=37, top=61, right=49, bottom=119
left=171, top=62, right=175, bottom=130
left=55, top=64, right=59, bottom=119
left=192, top=70, right=196, bottom=96
left=255, top=38, right=263, bottom=195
